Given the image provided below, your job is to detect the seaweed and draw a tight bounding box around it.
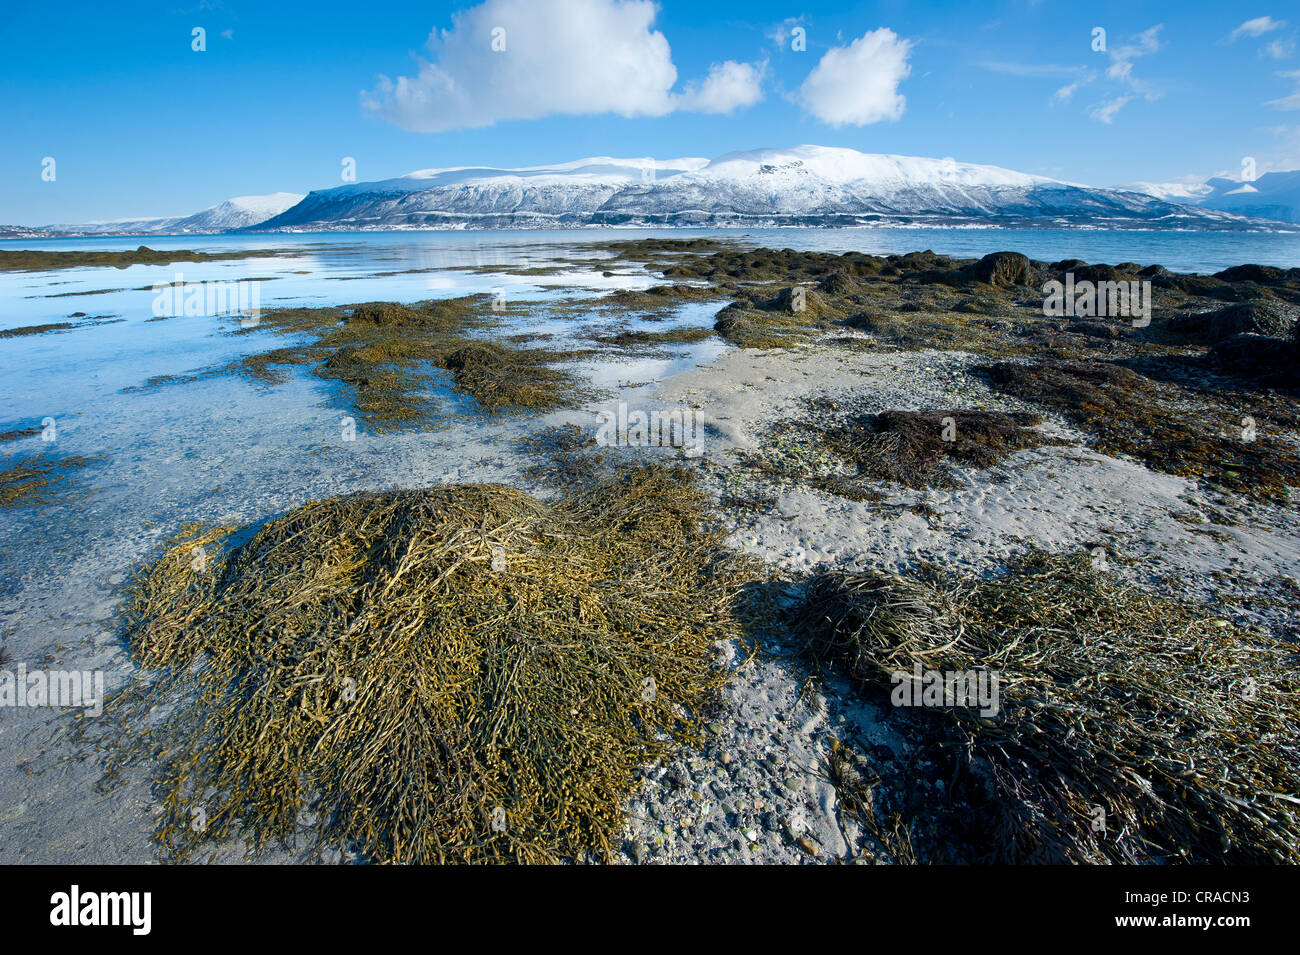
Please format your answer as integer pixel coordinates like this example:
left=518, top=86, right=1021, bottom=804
left=101, top=464, right=757, bottom=864
left=797, top=550, right=1300, bottom=863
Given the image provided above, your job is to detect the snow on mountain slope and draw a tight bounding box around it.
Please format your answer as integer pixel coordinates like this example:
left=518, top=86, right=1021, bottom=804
left=1122, top=179, right=1215, bottom=203
left=22, top=148, right=1279, bottom=237
left=175, top=193, right=305, bottom=231
left=1196, top=172, right=1300, bottom=224
left=45, top=192, right=304, bottom=236
left=1127, top=171, right=1300, bottom=224
left=255, top=145, right=1264, bottom=231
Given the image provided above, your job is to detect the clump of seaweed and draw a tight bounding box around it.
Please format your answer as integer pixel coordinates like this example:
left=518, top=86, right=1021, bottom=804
left=216, top=296, right=597, bottom=430
left=985, top=359, right=1300, bottom=498
left=103, top=464, right=755, bottom=864
left=588, top=326, right=715, bottom=349
left=797, top=550, right=1300, bottom=863
left=0, top=246, right=287, bottom=272
left=518, top=423, right=605, bottom=489
left=713, top=287, right=844, bottom=349
left=741, top=407, right=1052, bottom=500
left=0, top=321, right=78, bottom=339
left=820, top=409, right=1052, bottom=489
left=442, top=342, right=596, bottom=410
left=0, top=453, right=91, bottom=508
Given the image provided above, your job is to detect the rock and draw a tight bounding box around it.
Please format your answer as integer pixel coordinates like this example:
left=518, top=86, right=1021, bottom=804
left=1072, top=263, right=1136, bottom=284
left=843, top=310, right=881, bottom=331
left=817, top=271, right=859, bottom=296
left=1052, top=258, right=1088, bottom=272
left=962, top=251, right=1031, bottom=288
left=1214, top=264, right=1285, bottom=284
left=891, top=250, right=951, bottom=270
left=1208, top=300, right=1297, bottom=341
left=871, top=744, right=897, bottom=763
left=1071, top=320, right=1121, bottom=339
left=1211, top=333, right=1296, bottom=380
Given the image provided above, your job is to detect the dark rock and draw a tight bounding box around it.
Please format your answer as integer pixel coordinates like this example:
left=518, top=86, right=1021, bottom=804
left=1073, top=263, right=1137, bottom=284
left=871, top=744, right=896, bottom=763
left=843, top=311, right=880, bottom=331
left=765, top=285, right=832, bottom=315
left=1208, top=300, right=1297, bottom=341
left=905, top=267, right=968, bottom=287
left=1214, top=264, right=1285, bottom=284
left=962, top=251, right=1031, bottom=288
left=818, top=271, right=859, bottom=296
left=1138, top=264, right=1169, bottom=278
left=1072, top=321, right=1121, bottom=339
left=891, top=250, right=951, bottom=270
left=1212, top=333, right=1296, bottom=379
left=1166, top=299, right=1298, bottom=344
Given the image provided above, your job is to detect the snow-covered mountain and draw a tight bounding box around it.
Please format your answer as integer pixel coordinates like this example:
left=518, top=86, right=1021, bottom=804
left=1194, top=172, right=1300, bottom=224
left=36, top=193, right=304, bottom=237
left=1127, top=170, right=1300, bottom=224
left=253, top=146, right=1267, bottom=231
left=10, top=148, right=1286, bottom=238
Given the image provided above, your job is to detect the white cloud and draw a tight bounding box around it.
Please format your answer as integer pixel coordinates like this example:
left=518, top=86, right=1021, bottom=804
left=797, top=28, right=913, bottom=126
left=765, top=17, right=805, bottom=52
left=1089, top=95, right=1132, bottom=124
left=1107, top=25, right=1162, bottom=97
left=1052, top=73, right=1093, bottom=104
left=1230, top=16, right=1286, bottom=41
left=1264, top=37, right=1296, bottom=59
left=674, top=60, right=766, bottom=113
left=1083, top=24, right=1162, bottom=122
left=1267, top=70, right=1300, bottom=109
left=362, top=0, right=763, bottom=131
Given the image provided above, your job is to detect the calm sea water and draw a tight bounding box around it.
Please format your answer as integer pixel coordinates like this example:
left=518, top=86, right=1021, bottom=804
left=4, top=225, right=1300, bottom=273
left=4, top=224, right=1297, bottom=437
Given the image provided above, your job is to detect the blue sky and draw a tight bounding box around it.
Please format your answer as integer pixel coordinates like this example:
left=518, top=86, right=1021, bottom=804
left=4, top=0, right=1299, bottom=223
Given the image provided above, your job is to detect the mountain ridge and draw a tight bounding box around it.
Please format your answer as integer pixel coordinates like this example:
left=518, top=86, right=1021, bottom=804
left=8, top=147, right=1292, bottom=236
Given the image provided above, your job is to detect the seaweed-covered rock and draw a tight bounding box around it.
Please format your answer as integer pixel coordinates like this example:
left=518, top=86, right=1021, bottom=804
left=1214, top=264, right=1285, bottom=284
left=891, top=250, right=952, bottom=271
left=765, top=285, right=836, bottom=316
left=1212, top=333, right=1295, bottom=379
left=1072, top=264, right=1138, bottom=284
left=954, top=296, right=1010, bottom=316
left=818, top=271, right=859, bottom=296
left=963, top=251, right=1031, bottom=288
left=843, top=311, right=881, bottom=331
left=1071, top=321, right=1122, bottom=339
left=1207, top=300, right=1297, bottom=341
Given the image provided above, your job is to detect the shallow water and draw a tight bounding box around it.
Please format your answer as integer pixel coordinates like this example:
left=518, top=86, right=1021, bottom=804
left=0, top=232, right=727, bottom=645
